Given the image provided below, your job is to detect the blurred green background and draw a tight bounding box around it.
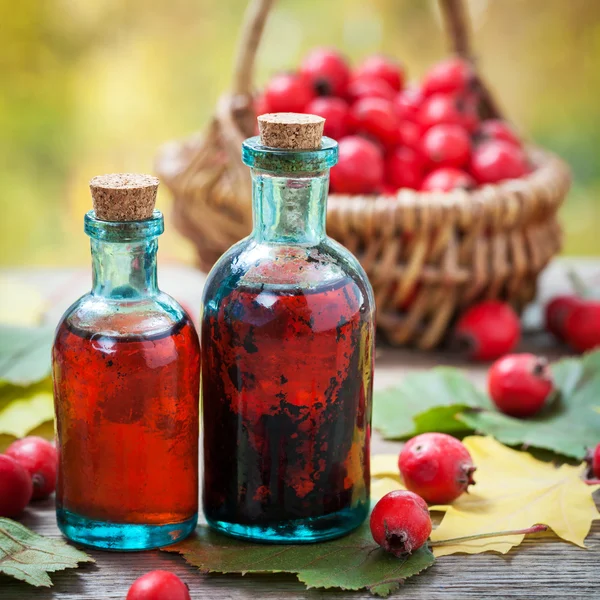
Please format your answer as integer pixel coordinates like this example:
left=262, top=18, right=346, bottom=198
left=2, top=0, right=599, bottom=267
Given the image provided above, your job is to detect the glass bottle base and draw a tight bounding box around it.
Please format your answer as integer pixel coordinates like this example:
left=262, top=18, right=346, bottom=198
left=56, top=508, right=198, bottom=551
left=206, top=502, right=368, bottom=543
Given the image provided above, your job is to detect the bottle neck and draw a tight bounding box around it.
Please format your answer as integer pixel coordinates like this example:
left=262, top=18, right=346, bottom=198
left=91, top=238, right=158, bottom=299
left=251, top=170, right=328, bottom=245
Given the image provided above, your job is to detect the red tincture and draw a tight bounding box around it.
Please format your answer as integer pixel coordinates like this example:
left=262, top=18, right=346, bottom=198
left=202, top=273, right=372, bottom=525
left=53, top=316, right=199, bottom=525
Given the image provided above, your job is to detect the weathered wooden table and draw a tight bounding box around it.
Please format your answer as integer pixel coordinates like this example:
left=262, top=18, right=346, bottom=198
left=2, top=261, right=599, bottom=599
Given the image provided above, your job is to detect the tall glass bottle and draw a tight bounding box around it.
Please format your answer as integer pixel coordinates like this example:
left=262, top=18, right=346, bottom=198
left=53, top=174, right=200, bottom=551
left=201, top=114, right=375, bottom=542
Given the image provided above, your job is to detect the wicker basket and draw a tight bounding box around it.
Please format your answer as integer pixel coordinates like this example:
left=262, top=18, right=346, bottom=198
left=155, top=0, right=571, bottom=349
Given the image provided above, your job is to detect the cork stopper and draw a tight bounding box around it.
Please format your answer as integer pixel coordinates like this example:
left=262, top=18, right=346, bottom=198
left=89, top=173, right=159, bottom=221
left=258, top=113, right=325, bottom=150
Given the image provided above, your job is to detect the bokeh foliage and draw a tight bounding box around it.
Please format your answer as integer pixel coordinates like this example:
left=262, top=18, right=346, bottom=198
left=1, top=0, right=599, bottom=266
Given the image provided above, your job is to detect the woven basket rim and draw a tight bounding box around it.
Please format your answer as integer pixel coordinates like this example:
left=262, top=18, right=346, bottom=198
left=329, top=146, right=561, bottom=207
left=326, top=146, right=571, bottom=235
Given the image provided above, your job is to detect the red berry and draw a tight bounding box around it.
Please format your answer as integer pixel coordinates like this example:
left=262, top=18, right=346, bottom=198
left=397, top=120, right=421, bottom=149
left=399, top=433, right=476, bottom=504
left=354, top=55, right=405, bottom=92
left=127, top=570, right=191, bottom=600
left=6, top=436, right=58, bottom=500
left=330, top=136, right=383, bottom=194
left=470, top=140, right=529, bottom=184
left=420, top=124, right=471, bottom=169
left=370, top=490, right=432, bottom=556
left=305, top=97, right=349, bottom=139
left=385, top=147, right=424, bottom=190
left=476, top=119, right=522, bottom=147
left=264, top=73, right=314, bottom=113
left=300, top=48, right=351, bottom=96
left=545, top=295, right=584, bottom=340
left=349, top=97, right=399, bottom=147
left=346, top=76, right=396, bottom=103
left=454, top=300, right=521, bottom=361
left=0, top=454, right=33, bottom=517
left=422, top=57, right=474, bottom=96
left=488, top=353, right=554, bottom=418
left=586, top=443, right=600, bottom=479
left=564, top=300, right=600, bottom=353
left=393, top=87, right=423, bottom=122
left=418, top=93, right=479, bottom=132
left=421, top=167, right=475, bottom=192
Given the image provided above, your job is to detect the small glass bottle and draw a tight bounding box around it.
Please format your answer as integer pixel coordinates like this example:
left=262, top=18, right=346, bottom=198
left=53, top=174, right=200, bottom=551
left=201, top=114, right=375, bottom=542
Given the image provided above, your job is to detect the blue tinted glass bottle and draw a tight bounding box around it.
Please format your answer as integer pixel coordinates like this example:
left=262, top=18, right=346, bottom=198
left=52, top=174, right=200, bottom=551
left=201, top=115, right=375, bottom=542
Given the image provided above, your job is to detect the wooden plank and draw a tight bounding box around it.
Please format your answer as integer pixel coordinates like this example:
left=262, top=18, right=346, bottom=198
left=2, top=450, right=598, bottom=599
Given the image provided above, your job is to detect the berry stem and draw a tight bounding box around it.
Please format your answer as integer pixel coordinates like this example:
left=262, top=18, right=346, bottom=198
left=430, top=524, right=548, bottom=546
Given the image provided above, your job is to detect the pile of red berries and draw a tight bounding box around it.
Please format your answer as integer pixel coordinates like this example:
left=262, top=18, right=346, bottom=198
left=257, top=49, right=531, bottom=195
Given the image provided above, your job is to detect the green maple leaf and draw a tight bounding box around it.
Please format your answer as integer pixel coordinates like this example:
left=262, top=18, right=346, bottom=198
left=373, top=367, right=491, bottom=439
left=373, top=351, right=600, bottom=460
left=163, top=522, right=435, bottom=597
left=0, top=518, right=93, bottom=587
left=459, top=350, right=600, bottom=459
left=0, top=325, right=54, bottom=386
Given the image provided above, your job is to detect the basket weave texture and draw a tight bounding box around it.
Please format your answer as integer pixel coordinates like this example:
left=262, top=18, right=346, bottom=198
left=155, top=0, right=571, bottom=349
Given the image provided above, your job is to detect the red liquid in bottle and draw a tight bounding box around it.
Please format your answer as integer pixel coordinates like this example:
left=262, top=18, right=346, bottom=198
left=202, top=275, right=373, bottom=526
left=53, top=316, right=199, bottom=525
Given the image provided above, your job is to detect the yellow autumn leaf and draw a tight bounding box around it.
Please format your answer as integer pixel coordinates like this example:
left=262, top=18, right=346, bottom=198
left=0, top=435, right=17, bottom=452
left=371, top=454, right=402, bottom=480
left=370, top=455, right=404, bottom=500
left=430, top=436, right=600, bottom=557
left=0, top=420, right=55, bottom=452
left=371, top=477, right=405, bottom=500
left=0, top=391, right=54, bottom=438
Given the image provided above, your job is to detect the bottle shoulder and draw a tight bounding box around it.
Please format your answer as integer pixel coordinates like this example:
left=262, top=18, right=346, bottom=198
left=202, top=236, right=375, bottom=313
left=56, top=291, right=195, bottom=340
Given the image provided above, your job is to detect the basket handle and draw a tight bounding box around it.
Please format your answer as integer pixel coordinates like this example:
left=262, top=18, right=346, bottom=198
left=231, top=0, right=275, bottom=97
left=439, top=0, right=474, bottom=59
left=438, top=0, right=502, bottom=119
